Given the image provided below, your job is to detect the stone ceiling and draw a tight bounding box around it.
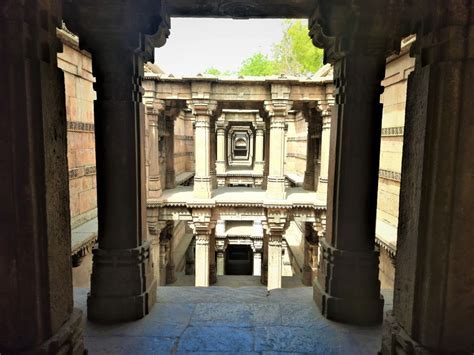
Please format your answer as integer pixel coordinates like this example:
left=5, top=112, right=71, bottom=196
left=166, top=0, right=315, bottom=19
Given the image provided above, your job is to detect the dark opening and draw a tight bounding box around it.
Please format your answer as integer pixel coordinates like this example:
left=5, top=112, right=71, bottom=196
left=225, top=245, right=253, bottom=275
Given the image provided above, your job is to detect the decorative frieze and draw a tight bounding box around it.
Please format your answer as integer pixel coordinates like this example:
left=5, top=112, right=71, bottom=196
left=381, top=126, right=404, bottom=137
left=69, top=165, right=96, bottom=179
left=67, top=121, right=95, bottom=132
left=379, top=169, right=401, bottom=182
left=175, top=135, right=194, bottom=141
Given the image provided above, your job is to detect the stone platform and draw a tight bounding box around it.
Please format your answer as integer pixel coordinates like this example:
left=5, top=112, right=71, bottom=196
left=75, top=286, right=391, bottom=354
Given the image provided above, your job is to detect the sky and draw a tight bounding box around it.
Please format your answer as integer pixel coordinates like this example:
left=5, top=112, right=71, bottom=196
left=154, top=18, right=286, bottom=76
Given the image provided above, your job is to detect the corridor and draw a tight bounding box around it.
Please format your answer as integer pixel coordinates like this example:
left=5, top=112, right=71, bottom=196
left=75, top=286, right=393, bottom=354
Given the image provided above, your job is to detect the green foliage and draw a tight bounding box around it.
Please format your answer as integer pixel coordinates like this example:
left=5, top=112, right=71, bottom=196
left=203, top=20, right=324, bottom=77
left=203, top=67, right=234, bottom=76
left=204, top=67, right=222, bottom=75
left=238, top=53, right=280, bottom=76
left=272, top=20, right=324, bottom=75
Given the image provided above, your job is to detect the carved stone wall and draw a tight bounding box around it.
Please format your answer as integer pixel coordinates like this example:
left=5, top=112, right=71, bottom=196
left=57, top=28, right=98, bottom=230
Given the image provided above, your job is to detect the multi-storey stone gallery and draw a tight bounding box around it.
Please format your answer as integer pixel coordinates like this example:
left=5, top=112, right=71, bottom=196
left=1, top=1, right=473, bottom=354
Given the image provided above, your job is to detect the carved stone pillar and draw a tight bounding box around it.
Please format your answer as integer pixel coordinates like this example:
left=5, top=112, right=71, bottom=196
left=165, top=112, right=176, bottom=189
left=209, top=228, right=217, bottom=285
left=64, top=0, right=170, bottom=322
left=252, top=220, right=264, bottom=277
left=265, top=98, right=292, bottom=199
left=188, top=99, right=217, bottom=199
left=310, top=8, right=388, bottom=325
left=210, top=117, right=218, bottom=189
left=216, top=237, right=227, bottom=276
left=254, top=121, right=265, bottom=174
left=303, top=105, right=317, bottom=191
left=253, top=252, right=262, bottom=277
left=185, top=238, right=196, bottom=275
left=216, top=121, right=226, bottom=175
left=266, top=209, right=289, bottom=290
left=317, top=107, right=332, bottom=199
left=260, top=223, right=269, bottom=285
left=147, top=209, right=166, bottom=284
left=190, top=209, right=215, bottom=287
left=262, top=118, right=271, bottom=189
left=146, top=100, right=165, bottom=199
left=382, top=2, right=474, bottom=353
left=0, top=2, right=84, bottom=352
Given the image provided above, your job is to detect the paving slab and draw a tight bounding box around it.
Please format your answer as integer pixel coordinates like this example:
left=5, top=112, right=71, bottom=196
left=74, top=285, right=385, bottom=354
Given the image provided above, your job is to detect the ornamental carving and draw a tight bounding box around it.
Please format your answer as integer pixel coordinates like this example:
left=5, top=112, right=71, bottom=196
left=218, top=1, right=264, bottom=18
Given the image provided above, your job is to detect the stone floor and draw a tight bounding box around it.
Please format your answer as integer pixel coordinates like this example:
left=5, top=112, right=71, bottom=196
left=172, top=274, right=306, bottom=288
left=75, top=286, right=393, bottom=354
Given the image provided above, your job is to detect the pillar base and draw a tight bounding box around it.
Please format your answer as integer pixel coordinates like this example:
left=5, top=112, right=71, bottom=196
left=302, top=265, right=313, bottom=286
left=266, top=176, right=286, bottom=199
left=166, top=263, right=177, bottom=284
left=88, top=243, right=157, bottom=322
left=303, top=172, right=315, bottom=191
left=210, top=263, right=217, bottom=285
left=194, top=177, right=213, bottom=199
left=313, top=238, right=384, bottom=325
left=381, top=311, right=465, bottom=355
left=216, top=161, right=226, bottom=175
left=13, top=309, right=84, bottom=355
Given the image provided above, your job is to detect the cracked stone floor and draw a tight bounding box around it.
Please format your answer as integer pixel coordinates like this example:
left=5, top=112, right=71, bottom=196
left=74, top=283, right=393, bottom=354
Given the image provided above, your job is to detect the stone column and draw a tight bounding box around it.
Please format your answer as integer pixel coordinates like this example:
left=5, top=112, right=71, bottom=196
left=188, top=99, right=217, bottom=199
left=216, top=251, right=225, bottom=276
left=254, top=121, right=265, bottom=174
left=216, top=121, right=226, bottom=175
left=310, top=11, right=387, bottom=325
left=209, top=228, right=217, bottom=284
left=64, top=0, right=170, bottom=322
left=147, top=211, right=166, bottom=284
left=253, top=252, right=262, bottom=276
left=265, top=98, right=292, bottom=199
left=210, top=117, right=218, bottom=189
left=260, top=223, right=269, bottom=285
left=382, top=2, right=474, bottom=353
left=165, top=113, right=176, bottom=189
left=216, top=237, right=227, bottom=276
left=190, top=209, right=215, bottom=287
left=146, top=100, right=165, bottom=199
left=0, top=3, right=84, bottom=352
left=159, top=239, right=168, bottom=286
left=262, top=117, right=271, bottom=189
left=317, top=107, right=332, bottom=199
left=252, top=220, right=264, bottom=277
left=266, top=210, right=288, bottom=290
left=185, top=238, right=196, bottom=275
left=303, top=105, right=317, bottom=191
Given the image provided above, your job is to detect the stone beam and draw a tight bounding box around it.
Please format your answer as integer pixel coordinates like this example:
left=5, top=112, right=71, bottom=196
left=166, top=0, right=316, bottom=19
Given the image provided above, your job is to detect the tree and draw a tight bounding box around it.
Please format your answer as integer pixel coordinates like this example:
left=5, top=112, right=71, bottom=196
left=204, top=67, right=222, bottom=76
left=203, top=67, right=234, bottom=76
left=204, top=20, right=324, bottom=77
left=272, top=20, right=324, bottom=76
left=238, top=53, right=280, bottom=76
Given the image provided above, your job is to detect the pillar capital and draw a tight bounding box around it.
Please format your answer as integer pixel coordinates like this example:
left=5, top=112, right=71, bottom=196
left=189, top=209, right=216, bottom=235
left=264, top=99, right=293, bottom=118
left=308, top=0, right=405, bottom=63
left=265, top=209, right=289, bottom=236
left=187, top=99, right=218, bottom=117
